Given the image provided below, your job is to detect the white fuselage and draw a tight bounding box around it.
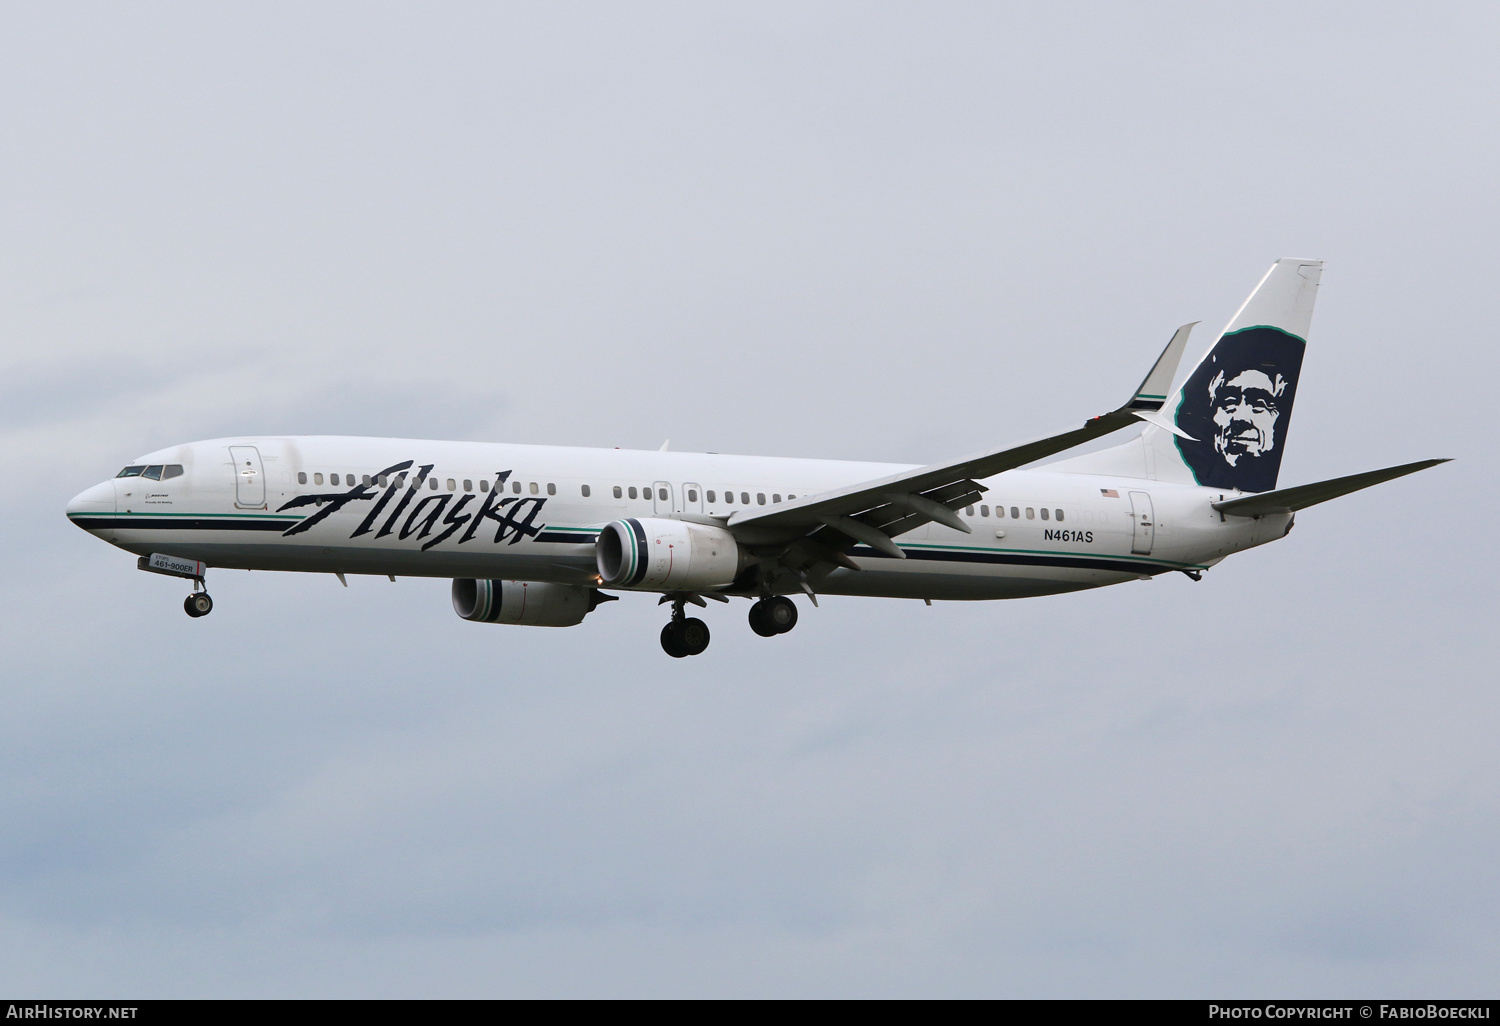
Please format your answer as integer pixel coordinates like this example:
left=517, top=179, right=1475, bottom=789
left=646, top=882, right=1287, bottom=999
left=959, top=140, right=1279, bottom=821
left=66, top=435, right=1292, bottom=601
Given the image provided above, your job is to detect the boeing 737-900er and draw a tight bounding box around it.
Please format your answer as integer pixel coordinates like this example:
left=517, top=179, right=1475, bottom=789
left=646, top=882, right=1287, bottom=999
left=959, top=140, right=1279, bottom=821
left=67, top=258, right=1447, bottom=657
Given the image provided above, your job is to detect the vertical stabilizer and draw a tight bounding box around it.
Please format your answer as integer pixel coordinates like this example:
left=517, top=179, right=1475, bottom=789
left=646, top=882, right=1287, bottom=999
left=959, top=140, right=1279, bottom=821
left=1052, top=258, right=1321, bottom=492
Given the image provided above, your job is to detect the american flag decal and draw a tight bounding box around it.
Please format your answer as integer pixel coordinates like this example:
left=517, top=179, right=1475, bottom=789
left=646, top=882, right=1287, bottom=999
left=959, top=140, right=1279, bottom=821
left=1100, top=489, right=1119, bottom=497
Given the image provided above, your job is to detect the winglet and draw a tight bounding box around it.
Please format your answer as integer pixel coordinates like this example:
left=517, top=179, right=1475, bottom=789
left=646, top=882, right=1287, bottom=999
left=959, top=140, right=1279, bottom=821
left=1127, top=322, right=1196, bottom=412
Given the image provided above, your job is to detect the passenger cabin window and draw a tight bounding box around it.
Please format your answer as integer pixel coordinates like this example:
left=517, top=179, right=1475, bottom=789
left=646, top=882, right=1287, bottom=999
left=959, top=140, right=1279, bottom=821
left=1026, top=507, right=1035, bottom=519
left=966, top=505, right=975, bottom=516
left=363, top=475, right=372, bottom=486
left=479, top=480, right=489, bottom=492
left=581, top=484, right=591, bottom=497
left=1011, top=507, right=1020, bottom=519
left=463, top=479, right=473, bottom=492
left=530, top=482, right=539, bottom=495
left=1055, top=509, right=1064, bottom=522
left=547, top=483, right=556, bottom=495
left=117, top=466, right=145, bottom=478
left=741, top=492, right=749, bottom=505
left=658, top=487, right=668, bottom=501
left=723, top=491, right=733, bottom=504
left=298, top=472, right=308, bottom=485
left=447, top=479, right=457, bottom=491
left=628, top=486, right=638, bottom=499
left=688, top=489, right=698, bottom=502
left=980, top=505, right=989, bottom=517
left=429, top=477, right=438, bottom=490
left=772, top=494, right=781, bottom=503
left=613, top=486, right=623, bottom=498
left=378, top=475, right=388, bottom=487
left=707, top=490, right=716, bottom=503
left=512, top=480, right=522, bottom=494
left=328, top=473, right=339, bottom=486
left=757, top=493, right=766, bottom=505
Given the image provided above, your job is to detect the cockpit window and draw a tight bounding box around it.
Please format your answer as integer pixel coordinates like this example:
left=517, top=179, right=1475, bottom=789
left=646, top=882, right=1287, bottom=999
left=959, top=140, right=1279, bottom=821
left=162, top=465, right=184, bottom=479
left=141, top=465, right=163, bottom=480
left=117, top=466, right=145, bottom=478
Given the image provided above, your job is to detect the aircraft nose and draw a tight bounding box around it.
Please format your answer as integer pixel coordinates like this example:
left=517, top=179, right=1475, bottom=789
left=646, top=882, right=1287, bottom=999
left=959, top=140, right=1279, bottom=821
left=66, top=480, right=117, bottom=531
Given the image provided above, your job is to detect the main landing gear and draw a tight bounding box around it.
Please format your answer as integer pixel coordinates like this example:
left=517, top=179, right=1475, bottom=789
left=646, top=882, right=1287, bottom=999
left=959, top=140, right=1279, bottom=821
left=749, top=596, right=797, bottom=637
left=660, top=596, right=711, bottom=658
left=657, top=594, right=799, bottom=656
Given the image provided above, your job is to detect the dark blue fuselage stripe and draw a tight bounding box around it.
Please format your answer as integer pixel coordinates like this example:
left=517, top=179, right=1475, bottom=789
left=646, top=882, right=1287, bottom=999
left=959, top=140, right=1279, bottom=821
left=848, top=545, right=1171, bottom=576
left=71, top=517, right=299, bottom=532
left=536, top=531, right=597, bottom=544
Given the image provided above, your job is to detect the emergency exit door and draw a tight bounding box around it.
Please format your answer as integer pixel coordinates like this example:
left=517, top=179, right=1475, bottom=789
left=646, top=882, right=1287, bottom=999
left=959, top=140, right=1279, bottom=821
left=652, top=481, right=673, bottom=516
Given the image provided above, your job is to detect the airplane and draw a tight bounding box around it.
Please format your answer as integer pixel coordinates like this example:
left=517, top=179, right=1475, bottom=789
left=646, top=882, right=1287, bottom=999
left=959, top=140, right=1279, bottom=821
left=66, top=258, right=1448, bottom=657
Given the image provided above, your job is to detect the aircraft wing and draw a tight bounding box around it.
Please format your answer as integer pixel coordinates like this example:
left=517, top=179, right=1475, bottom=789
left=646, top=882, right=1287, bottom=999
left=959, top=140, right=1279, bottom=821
left=726, top=323, right=1198, bottom=564
left=1211, top=458, right=1451, bottom=517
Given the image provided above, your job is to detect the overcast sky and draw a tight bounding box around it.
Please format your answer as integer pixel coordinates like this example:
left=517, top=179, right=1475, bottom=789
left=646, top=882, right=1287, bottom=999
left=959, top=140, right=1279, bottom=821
left=1, top=1, right=1495, bottom=997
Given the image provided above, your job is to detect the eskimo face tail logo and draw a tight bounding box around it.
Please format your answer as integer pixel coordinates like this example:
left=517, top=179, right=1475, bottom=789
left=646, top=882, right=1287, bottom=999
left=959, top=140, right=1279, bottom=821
left=1173, top=326, right=1306, bottom=493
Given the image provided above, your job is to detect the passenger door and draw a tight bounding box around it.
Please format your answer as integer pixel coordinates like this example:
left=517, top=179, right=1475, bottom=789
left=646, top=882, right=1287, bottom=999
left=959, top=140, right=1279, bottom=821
left=1129, top=490, right=1155, bottom=555
left=229, top=445, right=266, bottom=508
left=681, top=482, right=704, bottom=514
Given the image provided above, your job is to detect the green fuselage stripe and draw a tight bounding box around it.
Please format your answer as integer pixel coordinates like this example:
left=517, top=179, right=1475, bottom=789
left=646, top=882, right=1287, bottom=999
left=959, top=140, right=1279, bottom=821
left=898, top=541, right=1206, bottom=570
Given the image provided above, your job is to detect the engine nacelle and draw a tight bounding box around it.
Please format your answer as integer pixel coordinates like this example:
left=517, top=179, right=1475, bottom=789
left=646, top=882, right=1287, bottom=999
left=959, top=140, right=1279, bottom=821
left=596, top=517, right=744, bottom=590
left=451, top=579, right=599, bottom=627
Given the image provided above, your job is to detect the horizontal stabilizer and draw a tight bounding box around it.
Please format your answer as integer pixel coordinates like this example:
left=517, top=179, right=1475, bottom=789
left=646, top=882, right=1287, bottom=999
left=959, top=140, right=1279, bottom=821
left=1211, top=459, right=1451, bottom=517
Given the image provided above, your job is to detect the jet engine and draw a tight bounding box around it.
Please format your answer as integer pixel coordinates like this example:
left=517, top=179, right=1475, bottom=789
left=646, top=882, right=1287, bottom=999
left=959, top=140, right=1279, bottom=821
left=596, top=517, right=744, bottom=590
left=451, top=579, right=601, bottom=627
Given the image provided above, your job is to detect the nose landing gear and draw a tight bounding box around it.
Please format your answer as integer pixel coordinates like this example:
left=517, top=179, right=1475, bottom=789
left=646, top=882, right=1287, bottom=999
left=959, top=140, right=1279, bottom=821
left=184, top=590, right=214, bottom=618
left=749, top=596, right=797, bottom=637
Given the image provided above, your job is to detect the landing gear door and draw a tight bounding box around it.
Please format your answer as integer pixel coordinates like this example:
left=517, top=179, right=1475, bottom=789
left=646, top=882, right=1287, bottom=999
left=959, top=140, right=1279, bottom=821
left=229, top=445, right=266, bottom=509
left=652, top=481, right=673, bottom=516
left=1129, top=490, right=1155, bottom=555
